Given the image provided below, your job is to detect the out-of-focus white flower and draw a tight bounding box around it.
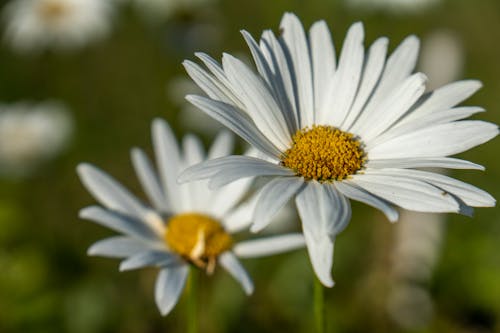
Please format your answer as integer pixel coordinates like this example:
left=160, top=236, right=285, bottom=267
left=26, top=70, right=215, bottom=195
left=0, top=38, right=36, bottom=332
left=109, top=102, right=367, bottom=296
left=3, top=0, right=114, bottom=53
left=0, top=101, right=73, bottom=177
left=78, top=119, right=305, bottom=316
left=420, top=30, right=464, bottom=89
left=345, top=0, right=440, bottom=14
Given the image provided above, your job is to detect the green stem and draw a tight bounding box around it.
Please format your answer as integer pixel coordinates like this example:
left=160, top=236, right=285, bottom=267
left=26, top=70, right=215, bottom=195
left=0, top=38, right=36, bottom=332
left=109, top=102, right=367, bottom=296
left=314, top=277, right=326, bottom=333
left=187, top=267, right=199, bottom=333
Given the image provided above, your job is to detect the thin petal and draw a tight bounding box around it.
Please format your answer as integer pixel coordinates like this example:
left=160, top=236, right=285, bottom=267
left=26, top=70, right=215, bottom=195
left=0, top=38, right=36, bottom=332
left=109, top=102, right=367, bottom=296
left=178, top=156, right=294, bottom=185
left=251, top=177, right=305, bottom=232
left=119, top=250, right=180, bottom=272
left=233, top=234, right=305, bottom=258
left=131, top=148, right=169, bottom=213
left=219, top=251, right=254, bottom=295
left=365, top=157, right=484, bottom=171
left=79, top=206, right=162, bottom=241
left=319, top=22, right=364, bottom=126
left=155, top=265, right=189, bottom=316
left=87, top=236, right=157, bottom=258
left=334, top=181, right=398, bottom=222
left=280, top=12, right=314, bottom=127
left=186, top=95, right=282, bottom=158
left=210, top=177, right=253, bottom=219
left=221, top=193, right=259, bottom=233
left=368, top=120, right=498, bottom=159
left=208, top=130, right=234, bottom=159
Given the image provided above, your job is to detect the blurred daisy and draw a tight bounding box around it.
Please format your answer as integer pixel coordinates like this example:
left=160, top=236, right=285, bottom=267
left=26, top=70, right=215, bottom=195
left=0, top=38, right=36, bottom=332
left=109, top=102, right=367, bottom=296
left=181, top=13, right=498, bottom=287
left=77, top=119, right=304, bottom=315
left=3, top=0, right=114, bottom=53
left=0, top=101, right=73, bottom=177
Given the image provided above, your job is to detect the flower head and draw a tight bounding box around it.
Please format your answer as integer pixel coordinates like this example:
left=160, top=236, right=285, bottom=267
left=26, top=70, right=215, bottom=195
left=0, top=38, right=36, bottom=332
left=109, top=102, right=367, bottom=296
left=3, top=0, right=113, bottom=53
left=78, top=119, right=304, bottom=315
left=181, top=13, right=498, bottom=287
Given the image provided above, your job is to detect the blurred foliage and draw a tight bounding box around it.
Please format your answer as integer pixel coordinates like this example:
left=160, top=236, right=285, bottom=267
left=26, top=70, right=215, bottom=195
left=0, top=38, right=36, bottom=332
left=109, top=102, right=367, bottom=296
left=0, top=0, right=499, bottom=332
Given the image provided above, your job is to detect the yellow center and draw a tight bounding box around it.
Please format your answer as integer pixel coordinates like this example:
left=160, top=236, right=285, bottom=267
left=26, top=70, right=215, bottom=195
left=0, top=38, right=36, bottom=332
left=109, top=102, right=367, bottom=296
left=165, top=213, right=232, bottom=271
left=39, top=0, right=68, bottom=22
left=281, top=125, right=365, bottom=182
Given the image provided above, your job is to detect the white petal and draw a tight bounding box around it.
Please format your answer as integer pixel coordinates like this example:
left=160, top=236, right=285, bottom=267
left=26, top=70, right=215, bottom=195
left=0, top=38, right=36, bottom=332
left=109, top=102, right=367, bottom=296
left=367, top=168, right=495, bottom=207
left=119, top=250, right=180, bottom=272
left=87, top=236, right=157, bottom=258
left=221, top=193, right=258, bottom=233
left=353, top=73, right=427, bottom=142
left=366, top=157, right=484, bottom=171
left=152, top=119, right=183, bottom=211
left=309, top=20, right=336, bottom=115
left=208, top=130, right=234, bottom=159
left=181, top=134, right=208, bottom=212
left=349, top=173, right=460, bottom=213
left=242, top=30, right=298, bottom=134
left=295, top=181, right=351, bottom=287
left=155, top=265, right=189, bottom=316
left=342, top=37, right=388, bottom=130
left=178, top=155, right=294, bottom=185
left=80, top=206, right=161, bottom=241
left=370, top=106, right=485, bottom=147
left=368, top=120, right=498, bottom=159
left=131, top=148, right=169, bottom=213
left=222, top=53, right=291, bottom=150
left=219, top=251, right=254, bottom=295
left=319, top=22, right=364, bottom=126
left=335, top=181, right=398, bottom=222
left=251, top=177, right=305, bottom=232
left=280, top=12, right=314, bottom=127
left=186, top=95, right=282, bottom=158
left=210, top=177, right=253, bottom=219
left=260, top=29, right=300, bottom=129
left=398, top=80, right=483, bottom=126
left=77, top=163, right=149, bottom=219
left=233, top=234, right=305, bottom=258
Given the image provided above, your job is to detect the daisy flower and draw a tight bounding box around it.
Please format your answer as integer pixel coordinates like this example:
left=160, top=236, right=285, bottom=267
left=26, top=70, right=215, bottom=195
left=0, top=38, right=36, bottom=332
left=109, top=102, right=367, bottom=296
left=77, top=119, right=305, bottom=315
left=180, top=13, right=498, bottom=287
left=3, top=0, right=113, bottom=53
left=0, top=100, right=73, bottom=177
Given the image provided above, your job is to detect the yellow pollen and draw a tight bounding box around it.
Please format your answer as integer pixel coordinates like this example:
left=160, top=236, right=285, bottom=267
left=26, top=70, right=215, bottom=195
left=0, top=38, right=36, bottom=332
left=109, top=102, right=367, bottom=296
left=39, top=0, right=68, bottom=22
left=281, top=125, right=365, bottom=182
left=165, top=213, right=232, bottom=270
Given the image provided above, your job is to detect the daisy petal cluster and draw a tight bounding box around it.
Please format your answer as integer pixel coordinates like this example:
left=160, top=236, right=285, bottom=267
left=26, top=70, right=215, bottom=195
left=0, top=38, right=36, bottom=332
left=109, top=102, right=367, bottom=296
left=78, top=119, right=305, bottom=315
left=3, top=0, right=113, bottom=53
left=181, top=12, right=498, bottom=286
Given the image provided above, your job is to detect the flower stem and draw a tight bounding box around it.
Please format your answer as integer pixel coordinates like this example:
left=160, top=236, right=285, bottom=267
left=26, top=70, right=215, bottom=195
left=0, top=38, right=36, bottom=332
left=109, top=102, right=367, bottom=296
left=187, top=267, right=199, bottom=333
left=314, top=277, right=326, bottom=333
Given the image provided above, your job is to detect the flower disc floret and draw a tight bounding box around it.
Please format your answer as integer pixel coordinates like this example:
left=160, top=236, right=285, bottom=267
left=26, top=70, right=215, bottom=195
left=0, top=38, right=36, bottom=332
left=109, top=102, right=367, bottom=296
left=281, top=125, right=365, bottom=182
left=165, top=213, right=233, bottom=265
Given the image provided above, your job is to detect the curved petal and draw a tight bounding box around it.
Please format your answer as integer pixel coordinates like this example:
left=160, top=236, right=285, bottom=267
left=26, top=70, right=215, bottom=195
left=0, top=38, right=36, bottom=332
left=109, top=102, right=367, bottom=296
left=233, top=234, right=305, bottom=258
left=119, top=250, right=181, bottom=272
left=178, top=155, right=294, bottom=184
left=368, top=120, right=499, bottom=159
left=155, top=265, right=189, bottom=316
left=365, top=157, right=484, bottom=171
left=219, top=252, right=254, bottom=295
left=210, top=177, right=253, bottom=219
left=221, top=193, right=259, bottom=233
left=335, top=181, right=398, bottom=222
left=186, top=95, right=282, bottom=158
left=251, top=177, right=305, bottom=232
left=87, top=236, right=158, bottom=258
left=208, top=130, right=234, bottom=160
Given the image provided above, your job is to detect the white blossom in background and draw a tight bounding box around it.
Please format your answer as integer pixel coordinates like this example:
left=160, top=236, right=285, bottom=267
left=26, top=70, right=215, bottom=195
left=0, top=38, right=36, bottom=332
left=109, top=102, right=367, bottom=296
left=0, top=101, right=73, bottom=177
left=345, top=0, right=440, bottom=14
left=387, top=29, right=465, bottom=330
left=3, top=0, right=114, bottom=53
left=181, top=12, right=497, bottom=287
left=78, top=119, right=305, bottom=316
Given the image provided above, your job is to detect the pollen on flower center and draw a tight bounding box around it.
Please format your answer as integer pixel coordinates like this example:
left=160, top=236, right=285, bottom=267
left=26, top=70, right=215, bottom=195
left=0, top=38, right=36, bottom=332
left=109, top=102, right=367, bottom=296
left=39, top=0, right=68, bottom=22
left=165, top=213, right=232, bottom=270
left=281, top=125, right=365, bottom=182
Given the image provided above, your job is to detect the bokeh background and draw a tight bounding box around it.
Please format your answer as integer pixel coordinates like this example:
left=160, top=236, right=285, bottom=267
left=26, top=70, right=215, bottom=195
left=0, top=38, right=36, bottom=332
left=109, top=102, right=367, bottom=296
left=0, top=0, right=499, bottom=332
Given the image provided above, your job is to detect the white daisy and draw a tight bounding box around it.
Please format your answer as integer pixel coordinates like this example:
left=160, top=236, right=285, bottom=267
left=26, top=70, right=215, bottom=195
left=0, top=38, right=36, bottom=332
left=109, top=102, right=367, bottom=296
left=77, top=118, right=305, bottom=316
left=0, top=100, right=73, bottom=177
left=3, top=0, right=114, bottom=53
left=180, top=13, right=498, bottom=287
